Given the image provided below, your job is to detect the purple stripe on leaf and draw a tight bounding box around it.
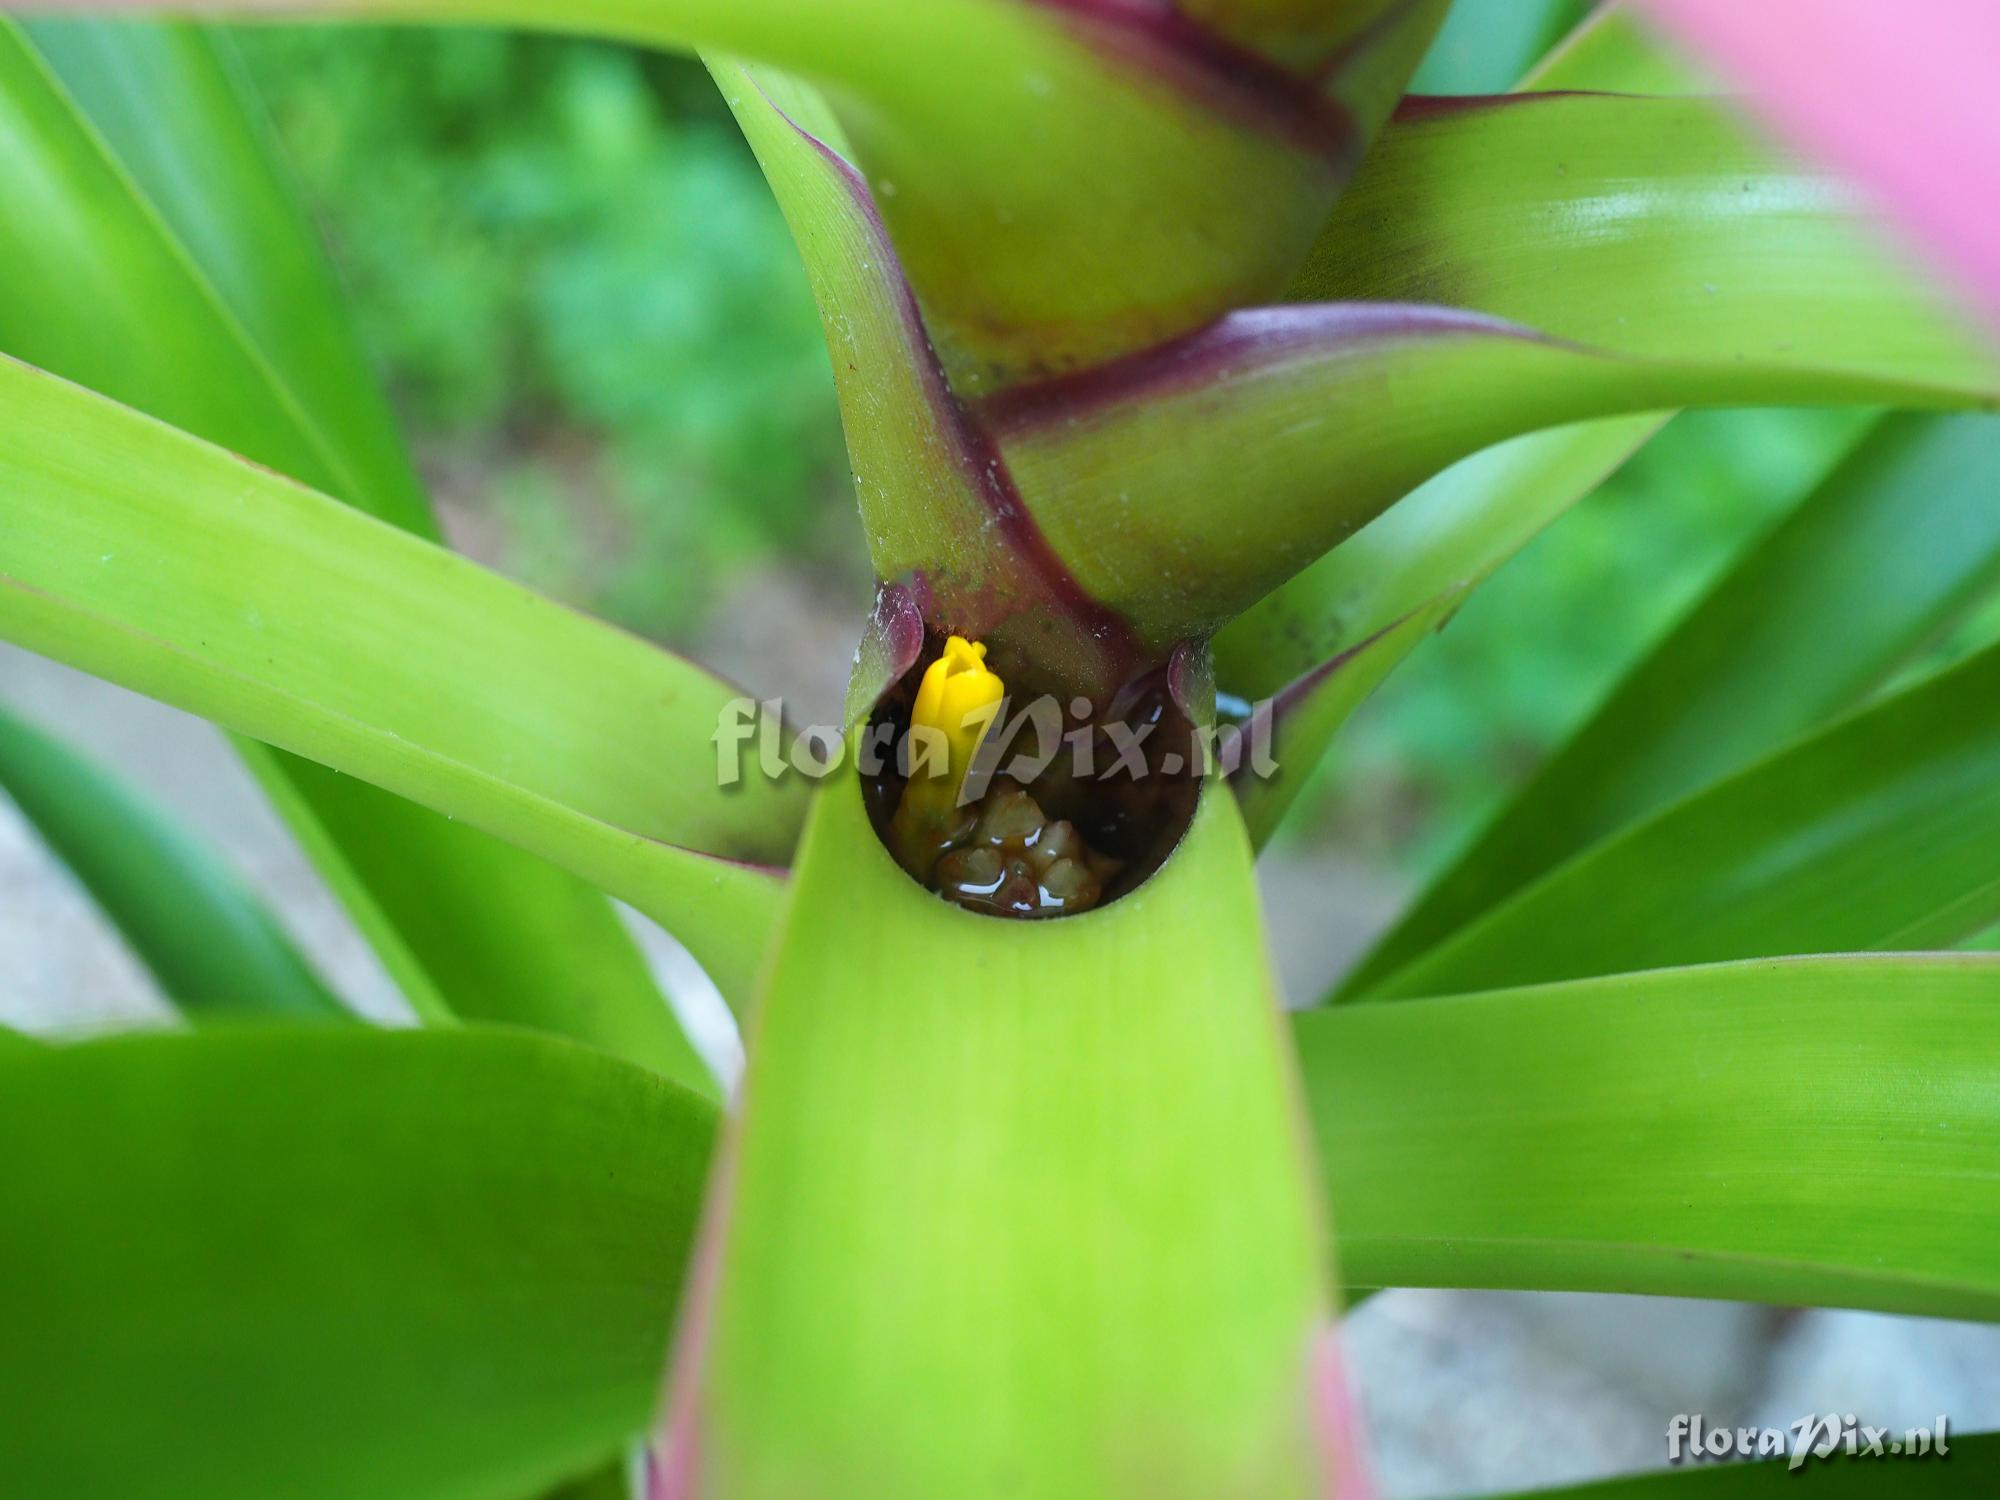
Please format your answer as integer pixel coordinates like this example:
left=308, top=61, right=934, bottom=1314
left=982, top=303, right=1558, bottom=436
left=1026, top=0, right=1359, bottom=157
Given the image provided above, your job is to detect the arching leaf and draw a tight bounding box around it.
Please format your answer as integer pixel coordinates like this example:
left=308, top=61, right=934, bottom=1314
left=992, top=301, right=1991, bottom=647
left=1293, top=91, right=1987, bottom=399
left=0, top=703, right=348, bottom=1022
left=19, top=0, right=1441, bottom=386
left=0, top=356, right=789, bottom=1005
left=23, top=18, right=432, bottom=533
left=1636, top=0, right=2000, bottom=334
left=1305, top=955, right=2000, bottom=1318
left=0, top=22, right=739, bottom=1077
left=1347, top=413, right=2000, bottom=997
left=1209, top=3, right=1709, bottom=742
left=1360, top=638, right=2000, bottom=1000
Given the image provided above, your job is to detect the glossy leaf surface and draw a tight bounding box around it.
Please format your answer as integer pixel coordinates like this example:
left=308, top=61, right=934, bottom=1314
left=988, top=11, right=1990, bottom=643
left=1208, top=6, right=1698, bottom=814
left=0, top=358, right=790, bottom=1003
left=1637, top=0, right=2000, bottom=333
left=0, top=1027, right=716, bottom=1499
left=0, top=22, right=730, bottom=1077
left=1349, top=413, right=2000, bottom=997
left=1210, top=8, right=1709, bottom=716
left=1296, top=91, right=1992, bottom=402
left=676, top=770, right=1334, bottom=1498
left=1363, top=640, right=2000, bottom=1000
left=1307, top=956, right=2000, bottom=1318
left=994, top=300, right=1987, bottom=645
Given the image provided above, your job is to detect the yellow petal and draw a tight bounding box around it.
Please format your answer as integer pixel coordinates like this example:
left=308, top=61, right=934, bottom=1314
left=910, top=636, right=1004, bottom=786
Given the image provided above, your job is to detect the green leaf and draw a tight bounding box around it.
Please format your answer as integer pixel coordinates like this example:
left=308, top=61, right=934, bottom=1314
left=1347, top=413, right=2000, bottom=998
left=542, top=1462, right=639, bottom=1500
left=252, top=765, right=732, bottom=1088
left=712, top=60, right=1056, bottom=660
left=776, top=0, right=1442, bottom=388
left=129, top=0, right=1451, bottom=402
left=71, top=0, right=1441, bottom=387
left=22, top=18, right=433, bottom=535
left=1228, top=593, right=1458, bottom=848
left=711, top=56, right=1142, bottom=694
left=678, top=767, right=1336, bottom=1497
left=0, top=356, right=791, bottom=1005
left=0, top=703, right=348, bottom=1022
left=1295, top=92, right=1992, bottom=403
left=0, top=1026, right=716, bottom=1500
left=1305, top=956, right=2000, bottom=1317
left=1210, top=3, right=1708, bottom=728
left=0, top=23, right=349, bottom=493
left=1527, top=4, right=1716, bottom=93
left=985, top=77, right=2000, bottom=646
left=990, top=7, right=1995, bottom=649
left=1214, top=415, right=1664, bottom=700
left=1182, top=0, right=1449, bottom=79
left=1359, top=638, right=2000, bottom=1000
left=0, top=22, right=737, bottom=1079
left=993, top=299, right=1990, bottom=646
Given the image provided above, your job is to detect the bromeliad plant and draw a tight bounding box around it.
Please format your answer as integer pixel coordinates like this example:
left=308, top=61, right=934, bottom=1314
left=2, top=2, right=2000, bottom=1497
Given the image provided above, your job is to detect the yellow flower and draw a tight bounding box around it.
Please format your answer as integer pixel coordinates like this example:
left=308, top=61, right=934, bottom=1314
left=910, top=635, right=1004, bottom=796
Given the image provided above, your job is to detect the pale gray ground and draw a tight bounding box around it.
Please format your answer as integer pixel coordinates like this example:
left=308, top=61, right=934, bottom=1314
left=3, top=628, right=1994, bottom=1494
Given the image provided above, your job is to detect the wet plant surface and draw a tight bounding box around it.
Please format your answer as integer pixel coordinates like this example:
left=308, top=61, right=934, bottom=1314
left=863, top=633, right=1200, bottom=917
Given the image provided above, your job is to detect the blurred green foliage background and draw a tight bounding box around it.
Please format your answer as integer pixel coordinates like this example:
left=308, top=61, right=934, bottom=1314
left=233, top=28, right=858, bottom=640
left=228, top=12, right=1920, bottom=880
